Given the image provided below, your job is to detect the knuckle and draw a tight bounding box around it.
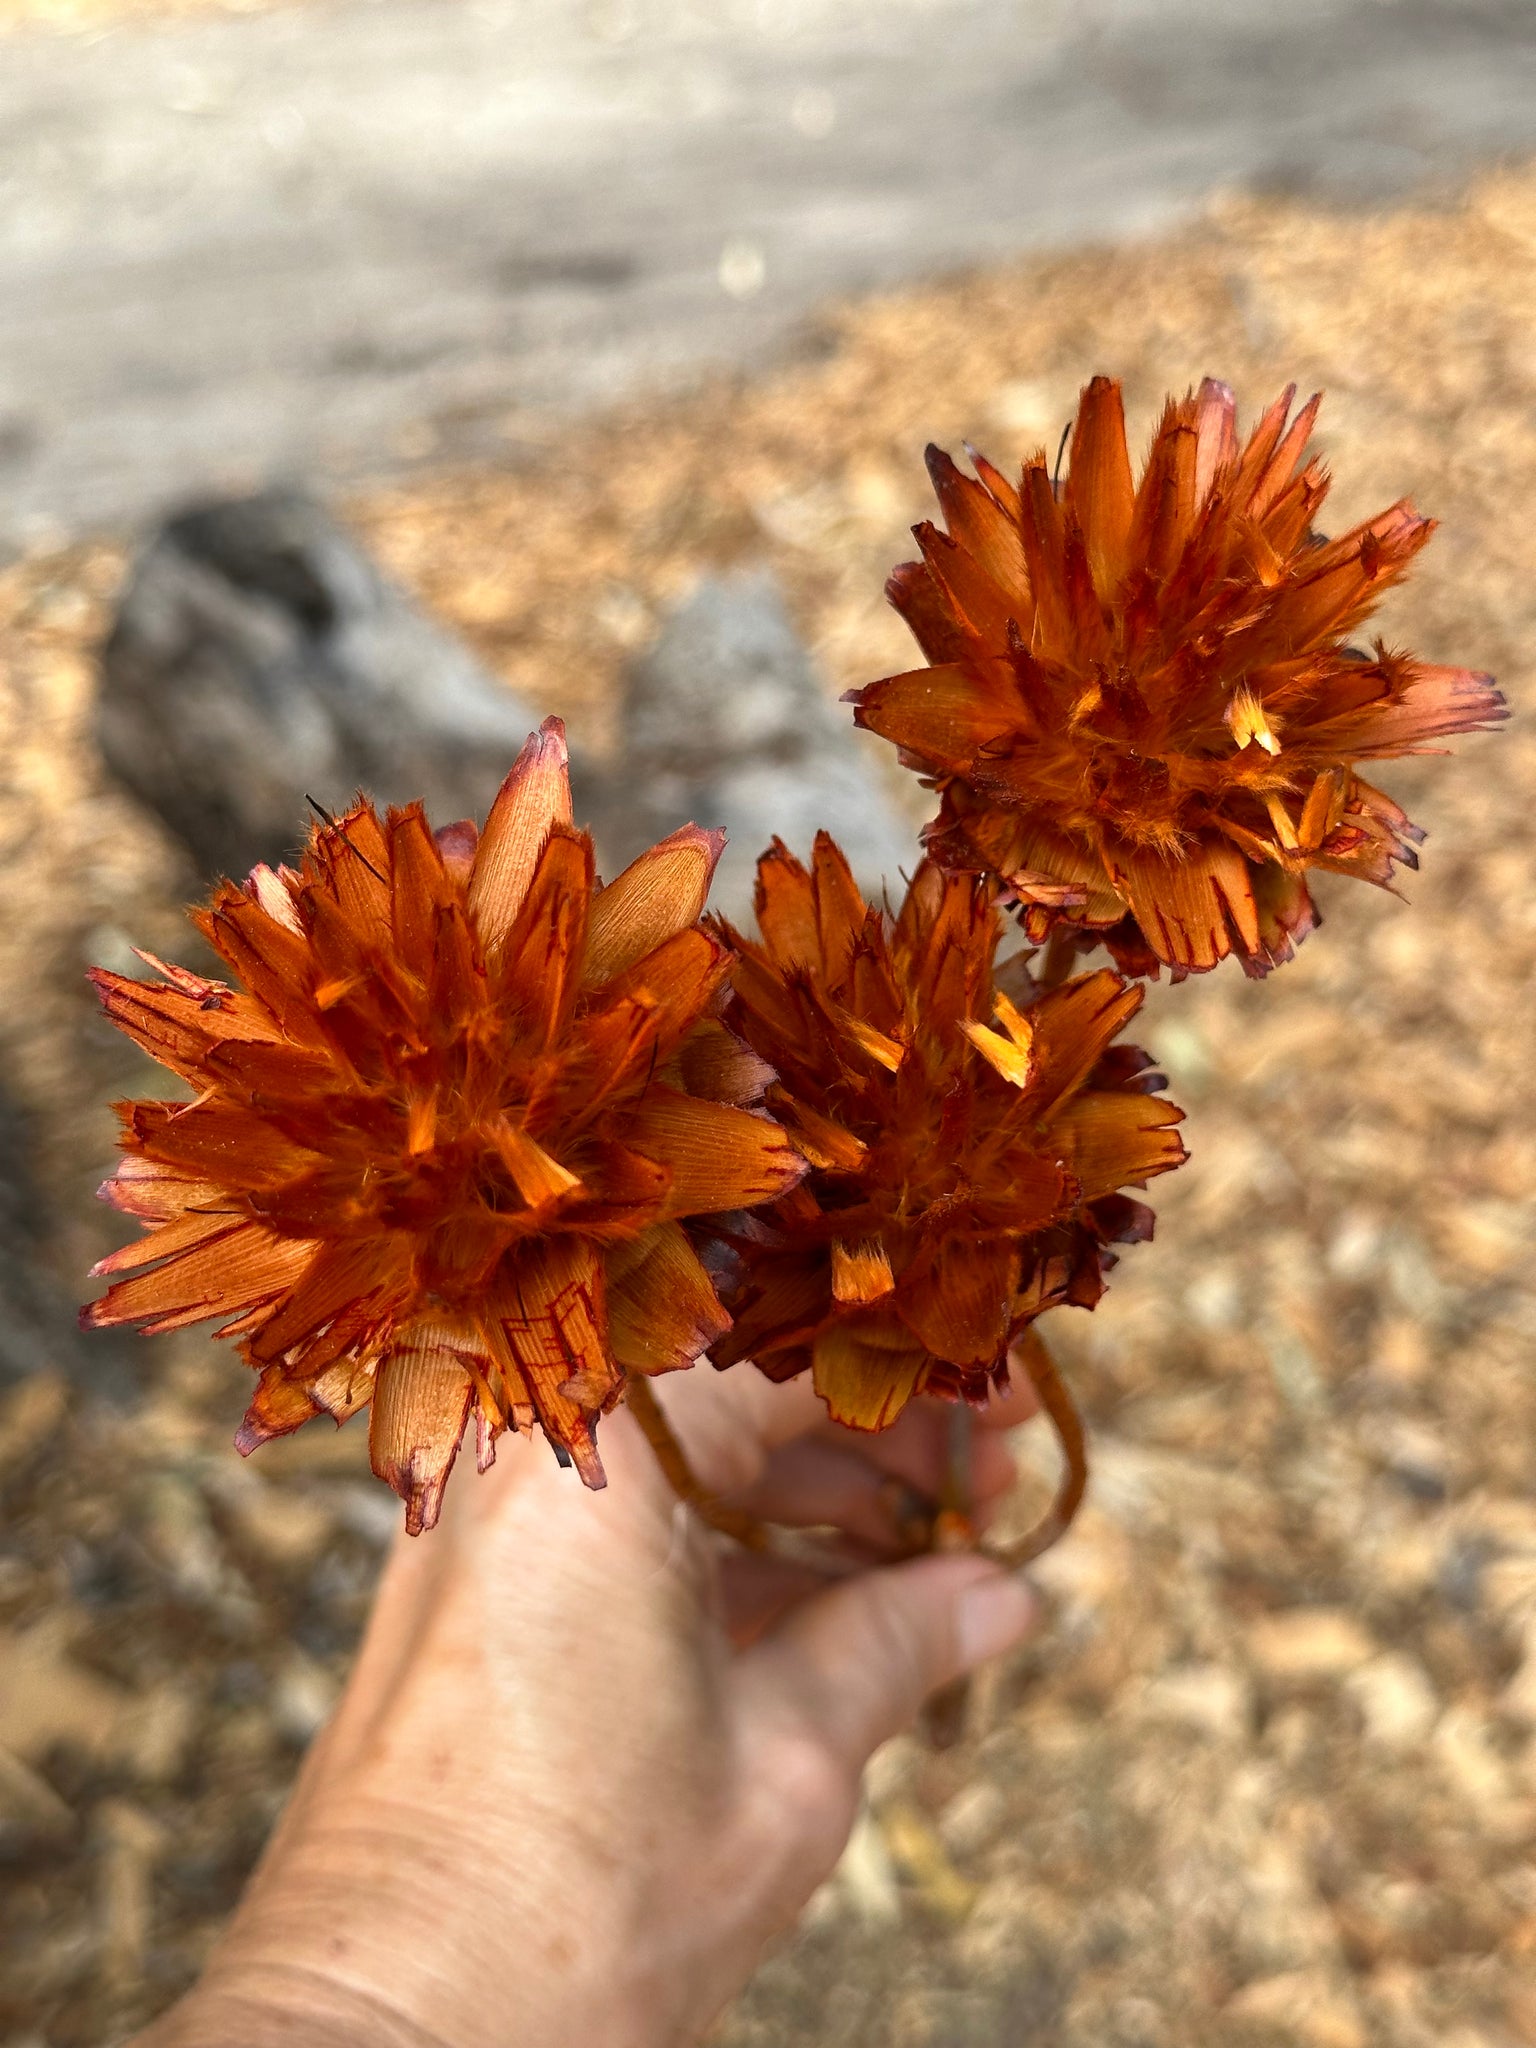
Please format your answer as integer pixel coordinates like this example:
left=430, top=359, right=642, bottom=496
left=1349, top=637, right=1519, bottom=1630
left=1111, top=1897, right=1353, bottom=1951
left=758, top=1728, right=857, bottom=1857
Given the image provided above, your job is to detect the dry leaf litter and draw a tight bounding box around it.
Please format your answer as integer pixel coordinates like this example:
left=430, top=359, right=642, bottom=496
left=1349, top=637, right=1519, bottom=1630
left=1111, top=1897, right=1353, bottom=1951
left=4, top=169, right=1536, bottom=2047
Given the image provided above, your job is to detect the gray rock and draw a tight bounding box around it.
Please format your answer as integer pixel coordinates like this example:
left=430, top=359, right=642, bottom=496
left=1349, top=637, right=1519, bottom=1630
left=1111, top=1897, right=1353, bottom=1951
left=0, top=1086, right=133, bottom=1398
left=601, top=570, right=916, bottom=922
left=98, top=490, right=557, bottom=880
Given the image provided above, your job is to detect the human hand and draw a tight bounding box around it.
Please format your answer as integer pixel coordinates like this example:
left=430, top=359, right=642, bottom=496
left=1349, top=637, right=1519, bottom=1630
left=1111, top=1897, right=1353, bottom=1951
left=138, top=1362, right=1039, bottom=2048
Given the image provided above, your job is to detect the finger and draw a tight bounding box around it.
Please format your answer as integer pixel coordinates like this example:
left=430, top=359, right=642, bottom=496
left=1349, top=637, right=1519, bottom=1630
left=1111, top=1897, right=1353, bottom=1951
left=807, top=1401, right=1019, bottom=1508
left=972, top=1358, right=1041, bottom=1432
left=736, top=1431, right=1016, bottom=1548
left=715, top=1549, right=832, bottom=1648
left=739, top=1556, right=1036, bottom=1777
left=731, top=1435, right=931, bottom=1551
left=650, top=1364, right=829, bottom=1496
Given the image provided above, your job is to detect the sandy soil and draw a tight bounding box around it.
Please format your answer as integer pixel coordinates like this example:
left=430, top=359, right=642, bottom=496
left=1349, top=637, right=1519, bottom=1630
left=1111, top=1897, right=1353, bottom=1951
left=3, top=166, right=1536, bottom=2046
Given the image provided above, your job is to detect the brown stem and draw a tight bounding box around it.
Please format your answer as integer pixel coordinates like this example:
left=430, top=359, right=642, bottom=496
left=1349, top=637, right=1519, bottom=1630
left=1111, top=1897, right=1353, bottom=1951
left=934, top=1401, right=976, bottom=1547
left=918, top=1402, right=979, bottom=1749
left=1037, top=928, right=1081, bottom=990
left=624, top=1373, right=770, bottom=1550
left=985, top=1326, right=1088, bottom=1567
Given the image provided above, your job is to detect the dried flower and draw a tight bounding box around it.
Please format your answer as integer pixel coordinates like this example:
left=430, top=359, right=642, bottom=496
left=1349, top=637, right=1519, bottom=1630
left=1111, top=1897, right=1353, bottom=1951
left=82, top=721, right=803, bottom=1532
left=852, top=377, right=1506, bottom=976
left=707, top=834, right=1185, bottom=1430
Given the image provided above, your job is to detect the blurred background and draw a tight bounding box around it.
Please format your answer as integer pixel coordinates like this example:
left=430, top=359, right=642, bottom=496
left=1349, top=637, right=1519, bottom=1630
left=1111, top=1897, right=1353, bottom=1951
left=3, top=2, right=1536, bottom=2043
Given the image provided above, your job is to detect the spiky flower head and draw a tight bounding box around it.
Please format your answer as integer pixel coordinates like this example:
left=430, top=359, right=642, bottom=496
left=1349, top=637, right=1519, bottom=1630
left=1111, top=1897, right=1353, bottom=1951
left=83, top=721, right=802, bottom=1532
left=852, top=377, right=1505, bottom=978
left=707, top=835, right=1186, bottom=1429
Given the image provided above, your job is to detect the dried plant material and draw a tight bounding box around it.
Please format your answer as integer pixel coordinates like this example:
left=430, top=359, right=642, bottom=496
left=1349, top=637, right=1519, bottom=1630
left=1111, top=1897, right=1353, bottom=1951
left=82, top=719, right=803, bottom=1531
left=852, top=376, right=1506, bottom=977
left=708, top=834, right=1185, bottom=1432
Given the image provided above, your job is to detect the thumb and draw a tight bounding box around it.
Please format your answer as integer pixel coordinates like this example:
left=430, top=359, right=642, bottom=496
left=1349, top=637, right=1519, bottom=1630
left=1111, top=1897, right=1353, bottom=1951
left=738, top=1554, right=1037, bottom=1777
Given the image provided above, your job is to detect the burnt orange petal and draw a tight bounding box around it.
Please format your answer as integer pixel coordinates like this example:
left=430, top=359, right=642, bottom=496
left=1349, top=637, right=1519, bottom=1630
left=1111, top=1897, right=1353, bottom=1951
left=885, top=558, right=974, bottom=666
left=87, top=969, right=284, bottom=1087
left=670, top=1019, right=776, bottom=1105
left=496, top=822, right=592, bottom=1046
left=368, top=1319, right=479, bottom=1534
left=1027, top=969, right=1145, bottom=1113
left=235, top=1365, right=323, bottom=1454
left=583, top=824, right=726, bottom=986
left=606, top=1221, right=731, bottom=1375
left=1066, top=375, right=1135, bottom=600
left=897, top=1238, right=1021, bottom=1368
left=1107, top=839, right=1261, bottom=971
left=492, top=1239, right=616, bottom=1488
left=752, top=837, right=820, bottom=968
left=1050, top=1092, right=1187, bottom=1200
left=83, top=1222, right=317, bottom=1337
left=853, top=660, right=1017, bottom=771
left=810, top=831, right=870, bottom=982
left=468, top=717, right=573, bottom=956
left=628, top=1089, right=806, bottom=1216
left=1244, top=862, right=1319, bottom=978
left=600, top=924, right=734, bottom=1046
left=96, top=1155, right=224, bottom=1223
left=831, top=1237, right=895, bottom=1305
left=925, top=444, right=1029, bottom=594
left=811, top=1321, right=929, bottom=1430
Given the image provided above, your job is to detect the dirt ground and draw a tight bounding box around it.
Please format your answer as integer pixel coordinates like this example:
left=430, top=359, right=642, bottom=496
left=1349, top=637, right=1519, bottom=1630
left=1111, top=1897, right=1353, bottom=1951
left=4, top=166, right=1536, bottom=2046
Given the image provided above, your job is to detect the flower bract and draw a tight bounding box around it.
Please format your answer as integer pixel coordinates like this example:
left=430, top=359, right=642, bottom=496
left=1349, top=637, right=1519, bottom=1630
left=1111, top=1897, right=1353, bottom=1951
left=852, top=376, right=1506, bottom=976
left=707, top=834, right=1186, bottom=1429
left=83, top=721, right=803, bottom=1531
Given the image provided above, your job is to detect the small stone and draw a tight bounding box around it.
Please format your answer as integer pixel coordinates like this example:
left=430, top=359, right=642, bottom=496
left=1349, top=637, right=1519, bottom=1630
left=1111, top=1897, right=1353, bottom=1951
left=1432, top=1705, right=1513, bottom=1809
left=0, top=1371, right=66, bottom=1477
left=271, top=1649, right=340, bottom=1745
left=1500, top=1617, right=1536, bottom=1723
left=832, top=1799, right=901, bottom=1927
left=864, top=1733, right=923, bottom=1808
left=1344, top=1653, right=1438, bottom=1750
left=0, top=1746, right=73, bottom=1848
left=0, top=1614, right=128, bottom=1764
left=218, top=1475, right=335, bottom=1570
left=937, top=1779, right=1007, bottom=1859
left=95, top=1798, right=167, bottom=1993
left=1248, top=1609, right=1376, bottom=1681
left=1136, top=1661, right=1252, bottom=1741
left=879, top=1799, right=977, bottom=1922
left=121, top=1683, right=199, bottom=1784
left=1225, top=1970, right=1366, bottom=2048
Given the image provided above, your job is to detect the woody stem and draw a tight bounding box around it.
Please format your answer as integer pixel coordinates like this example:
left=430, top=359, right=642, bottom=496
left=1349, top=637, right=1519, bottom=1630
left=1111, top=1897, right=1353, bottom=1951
left=986, top=1326, right=1088, bottom=1567
left=624, top=1373, right=769, bottom=1551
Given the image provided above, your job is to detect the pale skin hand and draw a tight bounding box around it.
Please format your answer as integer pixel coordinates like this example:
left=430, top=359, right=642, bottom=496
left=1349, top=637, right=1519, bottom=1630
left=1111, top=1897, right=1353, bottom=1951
left=137, top=1363, right=1039, bottom=2048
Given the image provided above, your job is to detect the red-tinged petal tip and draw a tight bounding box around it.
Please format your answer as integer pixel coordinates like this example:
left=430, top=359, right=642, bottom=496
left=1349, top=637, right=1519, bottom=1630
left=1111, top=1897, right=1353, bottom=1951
left=369, top=1332, right=475, bottom=1535
left=469, top=718, right=577, bottom=954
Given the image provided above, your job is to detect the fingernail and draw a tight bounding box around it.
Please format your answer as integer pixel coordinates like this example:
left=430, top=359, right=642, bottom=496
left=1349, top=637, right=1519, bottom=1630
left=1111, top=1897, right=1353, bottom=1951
left=955, top=1571, right=1036, bottom=1667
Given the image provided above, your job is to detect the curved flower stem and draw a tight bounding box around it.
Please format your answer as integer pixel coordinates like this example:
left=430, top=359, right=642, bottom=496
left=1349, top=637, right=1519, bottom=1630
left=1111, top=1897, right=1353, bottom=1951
left=1037, top=928, right=1080, bottom=991
left=984, top=1326, right=1088, bottom=1568
left=624, top=1373, right=770, bottom=1551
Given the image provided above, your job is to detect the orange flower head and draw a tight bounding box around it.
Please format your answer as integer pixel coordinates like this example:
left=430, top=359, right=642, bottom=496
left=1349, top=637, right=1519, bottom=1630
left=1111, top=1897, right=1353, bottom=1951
left=83, top=720, right=803, bottom=1531
left=707, top=834, right=1186, bottom=1429
left=852, top=376, right=1506, bottom=977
